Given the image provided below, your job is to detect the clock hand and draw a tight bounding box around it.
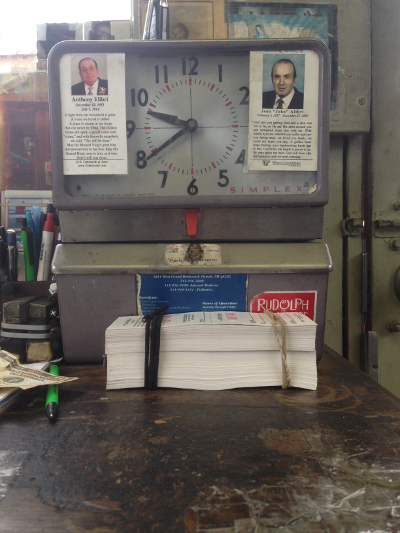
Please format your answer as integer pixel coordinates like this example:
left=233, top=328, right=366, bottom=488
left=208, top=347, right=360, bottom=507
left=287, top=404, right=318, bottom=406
left=147, top=118, right=198, bottom=161
left=147, top=110, right=187, bottom=128
left=146, top=125, right=189, bottom=160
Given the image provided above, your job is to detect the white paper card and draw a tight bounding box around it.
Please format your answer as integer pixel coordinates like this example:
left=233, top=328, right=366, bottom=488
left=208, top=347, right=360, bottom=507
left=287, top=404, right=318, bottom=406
left=248, top=50, right=319, bottom=172
left=60, top=53, right=127, bottom=175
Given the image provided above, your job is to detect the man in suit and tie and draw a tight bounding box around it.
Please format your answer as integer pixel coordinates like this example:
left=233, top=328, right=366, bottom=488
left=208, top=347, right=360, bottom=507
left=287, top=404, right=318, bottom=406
left=262, top=59, right=303, bottom=110
left=71, top=57, right=108, bottom=96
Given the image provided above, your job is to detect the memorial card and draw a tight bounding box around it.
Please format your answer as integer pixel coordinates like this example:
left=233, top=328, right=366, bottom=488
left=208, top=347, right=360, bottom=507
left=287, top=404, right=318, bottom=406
left=60, top=53, right=127, bottom=175
left=248, top=50, right=319, bottom=172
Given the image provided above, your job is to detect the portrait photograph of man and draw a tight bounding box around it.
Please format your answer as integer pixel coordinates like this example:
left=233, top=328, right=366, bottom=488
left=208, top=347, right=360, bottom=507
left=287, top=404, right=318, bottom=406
left=71, top=56, right=108, bottom=96
left=262, top=55, right=305, bottom=110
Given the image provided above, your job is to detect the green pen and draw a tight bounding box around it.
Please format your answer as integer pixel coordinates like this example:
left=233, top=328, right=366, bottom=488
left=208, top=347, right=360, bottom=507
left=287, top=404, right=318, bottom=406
left=45, top=365, right=59, bottom=421
left=21, top=218, right=35, bottom=281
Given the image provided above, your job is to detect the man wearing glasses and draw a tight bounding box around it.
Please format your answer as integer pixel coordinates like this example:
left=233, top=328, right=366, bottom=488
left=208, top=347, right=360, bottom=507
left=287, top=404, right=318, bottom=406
left=71, top=57, right=108, bottom=96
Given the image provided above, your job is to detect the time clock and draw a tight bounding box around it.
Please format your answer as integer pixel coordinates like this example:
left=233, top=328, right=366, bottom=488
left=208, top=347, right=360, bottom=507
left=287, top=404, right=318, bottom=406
left=49, top=40, right=329, bottom=211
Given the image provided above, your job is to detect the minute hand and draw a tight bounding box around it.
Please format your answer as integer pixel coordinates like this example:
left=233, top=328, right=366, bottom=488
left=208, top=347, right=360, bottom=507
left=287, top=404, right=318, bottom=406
left=146, top=125, right=189, bottom=161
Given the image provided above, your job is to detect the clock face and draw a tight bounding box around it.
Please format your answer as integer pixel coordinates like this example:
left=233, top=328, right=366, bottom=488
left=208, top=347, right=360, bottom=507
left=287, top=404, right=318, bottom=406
left=137, top=54, right=245, bottom=197
left=65, top=50, right=317, bottom=200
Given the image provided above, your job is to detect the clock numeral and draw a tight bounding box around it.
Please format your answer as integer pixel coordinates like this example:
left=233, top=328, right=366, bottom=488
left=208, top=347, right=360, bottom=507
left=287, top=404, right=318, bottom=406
left=182, top=56, right=198, bottom=76
left=187, top=178, right=199, bottom=196
left=131, top=88, right=149, bottom=107
left=218, top=170, right=229, bottom=188
left=126, top=120, right=136, bottom=139
left=188, top=57, right=199, bottom=75
left=155, top=65, right=168, bottom=84
left=158, top=171, right=168, bottom=188
left=239, top=86, right=249, bottom=105
left=137, top=150, right=147, bottom=169
left=218, top=64, right=222, bottom=83
left=235, top=149, right=246, bottom=164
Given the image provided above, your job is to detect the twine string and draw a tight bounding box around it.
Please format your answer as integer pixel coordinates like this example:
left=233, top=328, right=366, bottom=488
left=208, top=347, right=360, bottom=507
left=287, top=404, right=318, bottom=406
left=263, top=310, right=292, bottom=389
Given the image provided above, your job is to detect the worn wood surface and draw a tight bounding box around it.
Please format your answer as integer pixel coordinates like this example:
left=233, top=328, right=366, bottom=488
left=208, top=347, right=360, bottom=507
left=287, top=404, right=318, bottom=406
left=0, top=346, right=400, bottom=532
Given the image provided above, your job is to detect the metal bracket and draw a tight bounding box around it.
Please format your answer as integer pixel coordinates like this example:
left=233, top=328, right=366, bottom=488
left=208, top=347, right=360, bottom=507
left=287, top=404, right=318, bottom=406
left=375, top=219, right=400, bottom=228
left=373, top=219, right=400, bottom=238
left=362, top=331, right=378, bottom=381
left=341, top=217, right=363, bottom=236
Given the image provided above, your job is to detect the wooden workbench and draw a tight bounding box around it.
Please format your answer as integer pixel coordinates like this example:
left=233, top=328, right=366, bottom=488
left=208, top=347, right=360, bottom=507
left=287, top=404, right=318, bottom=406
left=0, top=347, right=400, bottom=532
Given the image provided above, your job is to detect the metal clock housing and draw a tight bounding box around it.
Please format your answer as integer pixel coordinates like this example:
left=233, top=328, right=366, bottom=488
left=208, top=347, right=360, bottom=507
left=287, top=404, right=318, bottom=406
left=49, top=39, right=330, bottom=212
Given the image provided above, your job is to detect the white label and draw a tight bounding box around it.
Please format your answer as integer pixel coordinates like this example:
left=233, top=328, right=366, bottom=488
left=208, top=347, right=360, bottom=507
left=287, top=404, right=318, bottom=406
left=164, top=244, right=222, bottom=266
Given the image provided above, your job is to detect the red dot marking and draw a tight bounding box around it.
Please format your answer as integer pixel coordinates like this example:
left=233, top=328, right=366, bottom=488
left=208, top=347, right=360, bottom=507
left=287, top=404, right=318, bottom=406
left=151, top=148, right=157, bottom=152
left=212, top=162, right=216, bottom=169
left=191, top=168, right=194, bottom=175
left=210, top=84, right=215, bottom=91
left=169, top=163, right=173, bottom=169
left=231, top=125, right=238, bottom=128
left=189, top=78, right=192, bottom=86
left=144, top=127, right=151, bottom=130
left=150, top=103, right=156, bottom=108
left=225, top=101, right=232, bottom=107
left=166, top=85, right=171, bottom=92
left=226, top=146, right=233, bottom=151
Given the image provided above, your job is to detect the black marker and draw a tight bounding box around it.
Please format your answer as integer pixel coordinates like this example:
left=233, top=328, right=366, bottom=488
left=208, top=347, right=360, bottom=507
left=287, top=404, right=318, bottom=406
left=6, top=230, right=17, bottom=282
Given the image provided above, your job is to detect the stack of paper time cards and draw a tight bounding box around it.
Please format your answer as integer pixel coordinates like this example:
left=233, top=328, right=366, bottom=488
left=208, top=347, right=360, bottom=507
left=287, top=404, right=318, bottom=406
left=106, top=311, right=318, bottom=391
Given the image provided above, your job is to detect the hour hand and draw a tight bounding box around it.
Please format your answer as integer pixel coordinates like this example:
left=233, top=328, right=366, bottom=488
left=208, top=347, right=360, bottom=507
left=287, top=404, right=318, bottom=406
left=147, top=110, right=187, bottom=128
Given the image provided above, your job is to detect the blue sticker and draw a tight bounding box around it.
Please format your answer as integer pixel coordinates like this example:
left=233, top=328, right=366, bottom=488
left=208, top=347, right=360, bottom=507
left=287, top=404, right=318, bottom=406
left=138, top=274, right=247, bottom=314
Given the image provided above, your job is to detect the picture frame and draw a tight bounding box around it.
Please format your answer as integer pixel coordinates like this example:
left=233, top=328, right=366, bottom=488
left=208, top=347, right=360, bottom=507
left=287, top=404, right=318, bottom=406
left=140, top=0, right=227, bottom=39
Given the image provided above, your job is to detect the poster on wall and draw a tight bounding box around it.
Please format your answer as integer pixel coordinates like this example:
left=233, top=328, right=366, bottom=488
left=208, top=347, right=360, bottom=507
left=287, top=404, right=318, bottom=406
left=226, top=3, right=338, bottom=107
left=247, top=50, right=319, bottom=173
left=59, top=53, right=128, bottom=175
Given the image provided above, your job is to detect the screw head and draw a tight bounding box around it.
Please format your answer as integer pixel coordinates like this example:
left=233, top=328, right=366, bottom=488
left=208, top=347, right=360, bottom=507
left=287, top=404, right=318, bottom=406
left=358, top=97, right=366, bottom=105
left=387, top=319, right=400, bottom=332
left=390, top=238, right=400, bottom=250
